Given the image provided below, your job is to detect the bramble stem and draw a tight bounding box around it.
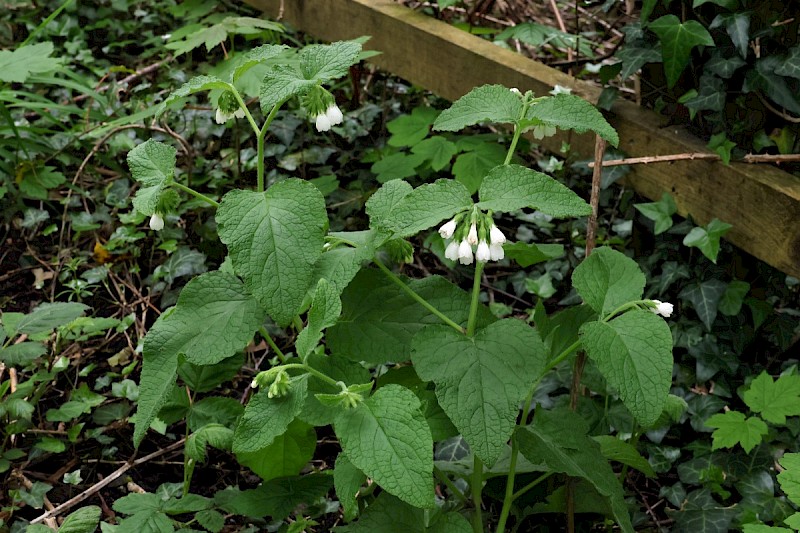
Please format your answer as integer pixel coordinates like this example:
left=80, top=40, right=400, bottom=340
left=374, top=257, right=465, bottom=334
left=171, top=182, right=219, bottom=208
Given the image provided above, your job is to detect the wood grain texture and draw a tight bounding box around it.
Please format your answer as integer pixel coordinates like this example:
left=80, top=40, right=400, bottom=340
left=245, top=0, right=800, bottom=277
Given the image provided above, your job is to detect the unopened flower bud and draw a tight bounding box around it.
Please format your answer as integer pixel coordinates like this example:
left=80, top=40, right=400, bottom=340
left=466, top=223, right=478, bottom=245
left=439, top=219, right=457, bottom=239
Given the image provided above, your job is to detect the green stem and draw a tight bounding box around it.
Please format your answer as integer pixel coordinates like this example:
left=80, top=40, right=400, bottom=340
left=466, top=261, right=485, bottom=336
left=471, top=455, right=484, bottom=533
left=602, top=300, right=650, bottom=322
left=259, top=327, right=286, bottom=363
left=512, top=472, right=552, bottom=501
left=374, top=257, right=465, bottom=334
left=255, top=99, right=287, bottom=193
left=171, top=182, right=219, bottom=208
left=503, top=124, right=522, bottom=166
left=278, top=363, right=339, bottom=387
left=434, top=467, right=468, bottom=505
left=231, top=89, right=261, bottom=138
left=544, top=339, right=582, bottom=373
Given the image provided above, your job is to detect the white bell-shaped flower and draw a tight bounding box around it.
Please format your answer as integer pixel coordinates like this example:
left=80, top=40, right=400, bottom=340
left=439, top=219, right=457, bottom=239
left=444, top=240, right=460, bottom=261
left=466, top=223, right=478, bottom=245
left=650, top=300, right=674, bottom=318
left=489, top=224, right=506, bottom=244
left=489, top=242, right=504, bottom=261
left=457, top=240, right=473, bottom=265
left=326, top=104, right=344, bottom=126
left=215, top=108, right=230, bottom=124
left=149, top=213, right=165, bottom=231
left=234, top=108, right=246, bottom=119
left=315, top=113, right=332, bottom=132
left=475, top=240, right=491, bottom=262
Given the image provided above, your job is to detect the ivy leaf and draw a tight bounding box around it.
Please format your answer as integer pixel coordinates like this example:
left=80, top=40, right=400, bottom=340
left=617, top=44, right=662, bottom=79
left=634, top=193, right=677, bottom=234
left=571, top=247, right=645, bottom=317
left=328, top=269, right=494, bottom=364
left=693, top=0, right=738, bottom=8
left=233, top=375, right=309, bottom=454
left=216, top=180, right=327, bottom=327
left=524, top=94, right=619, bottom=146
left=388, top=107, right=440, bottom=147
left=580, top=311, right=673, bottom=427
left=775, top=46, right=800, bottom=80
left=744, top=57, right=800, bottom=115
left=705, top=52, right=746, bottom=78
left=710, top=13, right=750, bottom=58
left=433, top=84, right=523, bottom=132
left=134, top=271, right=265, bottom=447
left=335, top=385, right=435, bottom=508
left=504, top=242, right=564, bottom=267
left=649, top=15, right=715, bottom=88
left=497, top=22, right=594, bottom=57
left=477, top=164, right=591, bottom=218
left=17, top=165, right=66, bottom=200
left=743, top=372, right=800, bottom=425
left=705, top=411, right=768, bottom=453
left=679, top=279, right=727, bottom=330
left=236, top=419, right=316, bottom=482
left=411, top=319, right=546, bottom=465
left=411, top=136, right=458, bottom=171
left=515, top=408, right=634, bottom=533
left=296, top=279, right=342, bottom=359
left=707, top=132, right=736, bottom=165
left=451, top=141, right=507, bottom=193
left=259, top=40, right=362, bottom=111
left=667, top=489, right=737, bottom=533
left=370, top=152, right=426, bottom=183
left=0, top=42, right=63, bottom=83
left=158, top=75, right=232, bottom=115
left=334, top=492, right=471, bottom=532
left=718, top=280, right=749, bottom=316
left=387, top=179, right=473, bottom=238
left=681, top=75, right=725, bottom=120
left=334, top=454, right=366, bottom=522
left=682, top=218, right=732, bottom=263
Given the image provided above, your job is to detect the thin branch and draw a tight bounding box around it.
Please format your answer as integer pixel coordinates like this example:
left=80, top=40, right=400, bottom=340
left=29, top=439, right=186, bottom=524
left=588, top=152, right=800, bottom=168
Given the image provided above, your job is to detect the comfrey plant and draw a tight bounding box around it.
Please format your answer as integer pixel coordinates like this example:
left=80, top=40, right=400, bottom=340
left=128, top=39, right=676, bottom=532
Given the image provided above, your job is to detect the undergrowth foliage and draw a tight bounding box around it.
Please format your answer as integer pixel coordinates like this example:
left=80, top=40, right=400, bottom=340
left=127, top=38, right=679, bottom=532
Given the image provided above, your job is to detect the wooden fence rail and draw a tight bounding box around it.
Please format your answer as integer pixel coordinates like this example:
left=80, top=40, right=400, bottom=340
left=245, top=0, right=800, bottom=277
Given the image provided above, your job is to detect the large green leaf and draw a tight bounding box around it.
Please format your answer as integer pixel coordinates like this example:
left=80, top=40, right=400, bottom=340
left=649, top=15, right=715, bottom=88
left=580, top=310, right=673, bottom=427
left=127, top=140, right=178, bottom=216
left=387, top=179, right=473, bottom=238
left=411, top=136, right=458, bottom=171
left=58, top=506, right=102, bottom=533
left=515, top=408, right=633, bottom=533
left=333, top=492, right=471, bottom=532
left=233, top=375, right=309, bottom=454
left=571, top=247, right=645, bottom=317
left=233, top=44, right=290, bottom=81
left=185, top=423, right=234, bottom=462
left=236, top=419, right=316, bottom=481
left=134, top=271, right=264, bottom=447
left=259, top=40, right=362, bottom=110
left=592, top=435, right=656, bottom=477
left=366, top=180, right=413, bottom=231
left=16, top=302, right=89, bottom=335
left=411, top=319, right=546, bottom=465
left=334, top=454, right=366, bottom=522
left=433, top=84, right=523, bottom=132
left=214, top=474, right=333, bottom=520
left=327, top=269, right=494, bottom=364
left=525, top=94, right=619, bottom=146
left=705, top=411, right=768, bottom=453
left=503, top=242, right=564, bottom=267
left=776, top=46, right=800, bottom=80
left=477, top=164, right=591, bottom=218
left=296, top=279, right=342, bottom=358
left=158, top=75, right=232, bottom=114
left=0, top=42, right=63, bottom=83
left=743, top=372, right=800, bottom=425
left=335, top=385, right=435, bottom=508
left=216, top=180, right=327, bottom=326
left=387, top=106, right=440, bottom=147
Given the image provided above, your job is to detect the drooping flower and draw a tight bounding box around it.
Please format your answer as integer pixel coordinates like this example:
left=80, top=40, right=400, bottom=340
left=326, top=104, right=344, bottom=126
left=489, top=242, right=504, bottom=261
left=315, top=113, right=332, bottom=132
left=650, top=300, right=674, bottom=318
left=466, top=223, right=479, bottom=245
left=489, top=224, right=506, bottom=244
left=476, top=240, right=491, bottom=262
left=445, top=240, right=460, bottom=261
left=457, top=240, right=473, bottom=265
left=439, top=218, right=457, bottom=239
left=215, top=91, right=245, bottom=124
left=510, top=87, right=522, bottom=95
left=149, top=213, right=165, bottom=231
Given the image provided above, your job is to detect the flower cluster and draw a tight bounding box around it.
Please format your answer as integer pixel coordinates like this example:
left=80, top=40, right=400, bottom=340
left=440, top=211, right=506, bottom=265
left=214, top=91, right=245, bottom=124
left=314, top=104, right=344, bottom=132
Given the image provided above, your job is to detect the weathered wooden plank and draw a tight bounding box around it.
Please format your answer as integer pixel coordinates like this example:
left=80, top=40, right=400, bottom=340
left=244, top=0, right=800, bottom=277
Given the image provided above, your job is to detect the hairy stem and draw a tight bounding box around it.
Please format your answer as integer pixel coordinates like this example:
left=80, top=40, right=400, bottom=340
left=466, top=261, right=485, bottom=336
left=374, top=257, right=465, bottom=334
left=259, top=326, right=286, bottom=363
left=171, top=182, right=219, bottom=208
left=471, top=454, right=484, bottom=533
